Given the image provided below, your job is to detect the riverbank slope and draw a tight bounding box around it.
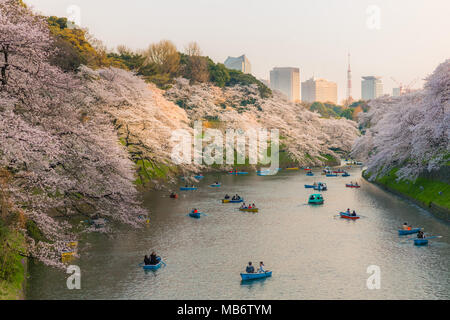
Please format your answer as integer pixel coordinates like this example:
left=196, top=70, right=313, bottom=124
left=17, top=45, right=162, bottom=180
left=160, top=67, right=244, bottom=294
left=363, top=168, right=450, bottom=221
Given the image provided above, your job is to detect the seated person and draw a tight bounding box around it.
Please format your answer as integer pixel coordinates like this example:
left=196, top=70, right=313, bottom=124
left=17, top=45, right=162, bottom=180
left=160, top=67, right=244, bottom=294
left=351, top=210, right=357, bottom=216
left=402, top=223, right=409, bottom=230
left=149, top=252, right=159, bottom=265
left=224, top=194, right=230, bottom=199
left=417, top=231, right=425, bottom=239
left=246, top=262, right=255, bottom=273
left=144, top=255, right=151, bottom=265
left=258, top=261, right=265, bottom=273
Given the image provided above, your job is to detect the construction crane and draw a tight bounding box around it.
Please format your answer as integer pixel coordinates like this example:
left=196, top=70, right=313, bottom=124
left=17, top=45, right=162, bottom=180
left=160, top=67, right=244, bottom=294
left=391, top=77, right=419, bottom=96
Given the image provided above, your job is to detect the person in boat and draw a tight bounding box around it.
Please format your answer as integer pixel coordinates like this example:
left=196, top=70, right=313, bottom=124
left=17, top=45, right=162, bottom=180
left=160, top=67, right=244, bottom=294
left=184, top=184, right=188, bottom=188
left=351, top=210, right=357, bottom=217
left=248, top=204, right=252, bottom=209
left=144, top=255, right=151, bottom=265
left=402, top=223, right=409, bottom=230
left=246, top=262, right=255, bottom=273
left=236, top=194, right=240, bottom=200
left=346, top=208, right=351, bottom=214
left=149, top=251, right=159, bottom=265
left=417, top=231, right=425, bottom=239
left=224, top=194, right=230, bottom=199
left=310, top=195, right=315, bottom=200
left=355, top=182, right=359, bottom=186
left=252, top=203, right=256, bottom=208
left=193, top=208, right=198, bottom=214
left=232, top=195, right=236, bottom=200
left=258, top=261, right=265, bottom=273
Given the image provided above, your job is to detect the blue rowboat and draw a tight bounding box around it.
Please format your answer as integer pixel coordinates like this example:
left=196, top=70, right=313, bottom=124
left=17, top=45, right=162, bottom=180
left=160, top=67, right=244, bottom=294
left=414, top=239, right=428, bottom=246
left=180, top=187, right=198, bottom=191
left=189, top=211, right=202, bottom=218
left=306, top=172, right=314, bottom=176
left=326, top=174, right=337, bottom=177
left=308, top=194, right=324, bottom=205
left=398, top=228, right=421, bottom=235
left=240, top=271, right=272, bottom=281
left=304, top=184, right=315, bottom=188
left=194, top=175, right=204, bottom=180
left=228, top=171, right=249, bottom=175
left=142, top=257, right=162, bottom=270
left=210, top=183, right=221, bottom=187
left=143, top=262, right=162, bottom=270
left=342, top=173, right=350, bottom=177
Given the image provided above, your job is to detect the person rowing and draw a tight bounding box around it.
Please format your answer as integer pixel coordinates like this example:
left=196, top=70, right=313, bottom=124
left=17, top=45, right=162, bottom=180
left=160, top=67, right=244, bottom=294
left=192, top=208, right=198, bottom=214
left=246, top=262, right=255, bottom=273
left=346, top=208, right=351, bottom=214
left=149, top=251, right=159, bottom=265
left=351, top=210, right=357, bottom=217
left=417, top=231, right=425, bottom=239
left=144, top=255, right=151, bottom=265
left=224, top=194, right=230, bottom=199
left=402, top=222, right=411, bottom=230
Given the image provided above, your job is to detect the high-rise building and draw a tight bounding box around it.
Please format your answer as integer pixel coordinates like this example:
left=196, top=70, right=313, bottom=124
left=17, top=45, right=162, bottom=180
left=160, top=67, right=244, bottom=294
left=269, top=67, right=300, bottom=102
left=224, top=55, right=252, bottom=74
left=361, top=76, right=383, bottom=100
left=301, top=77, right=338, bottom=104
left=392, top=87, right=401, bottom=97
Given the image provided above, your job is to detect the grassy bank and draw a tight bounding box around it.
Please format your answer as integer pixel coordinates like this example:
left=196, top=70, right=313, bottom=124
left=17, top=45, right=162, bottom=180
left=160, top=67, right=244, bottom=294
left=0, top=225, right=27, bottom=300
left=364, top=168, right=450, bottom=220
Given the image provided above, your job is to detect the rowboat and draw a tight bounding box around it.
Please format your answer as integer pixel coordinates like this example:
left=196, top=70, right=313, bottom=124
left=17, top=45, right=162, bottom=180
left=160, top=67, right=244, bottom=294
left=414, top=239, right=428, bottom=246
left=188, top=211, right=202, bottom=218
left=228, top=171, right=249, bottom=175
left=339, top=212, right=360, bottom=220
left=304, top=184, right=315, bottom=188
left=326, top=173, right=337, bottom=177
left=194, top=175, right=204, bottom=180
left=239, top=207, right=259, bottom=212
left=210, top=184, right=222, bottom=187
left=180, top=187, right=198, bottom=191
left=313, top=183, right=327, bottom=191
left=142, top=257, right=162, bottom=270
left=143, top=262, right=162, bottom=270
left=398, top=228, right=421, bottom=235
left=345, top=184, right=360, bottom=188
left=342, top=173, right=350, bottom=177
left=240, top=271, right=272, bottom=281
left=306, top=172, right=314, bottom=176
left=286, top=167, right=299, bottom=170
left=222, top=198, right=244, bottom=203
left=308, top=194, right=324, bottom=205
left=61, top=250, right=75, bottom=259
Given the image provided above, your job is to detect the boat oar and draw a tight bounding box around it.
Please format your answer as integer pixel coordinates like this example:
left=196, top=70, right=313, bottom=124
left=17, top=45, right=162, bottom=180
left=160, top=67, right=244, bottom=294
left=201, top=213, right=208, bottom=216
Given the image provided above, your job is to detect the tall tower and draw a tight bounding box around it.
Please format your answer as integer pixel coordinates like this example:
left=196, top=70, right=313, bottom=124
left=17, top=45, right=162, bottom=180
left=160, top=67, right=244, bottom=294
left=347, top=53, right=352, bottom=101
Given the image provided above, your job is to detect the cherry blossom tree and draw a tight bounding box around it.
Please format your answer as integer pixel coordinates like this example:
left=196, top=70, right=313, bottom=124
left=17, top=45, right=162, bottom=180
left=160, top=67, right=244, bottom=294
left=351, top=59, right=450, bottom=181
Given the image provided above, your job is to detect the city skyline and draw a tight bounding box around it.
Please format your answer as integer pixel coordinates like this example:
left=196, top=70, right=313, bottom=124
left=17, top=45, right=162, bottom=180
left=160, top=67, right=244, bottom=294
left=23, top=0, right=450, bottom=102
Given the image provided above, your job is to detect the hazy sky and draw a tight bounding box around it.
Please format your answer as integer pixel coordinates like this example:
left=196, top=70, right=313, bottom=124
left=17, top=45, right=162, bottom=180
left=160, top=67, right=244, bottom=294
left=24, top=0, right=450, bottom=102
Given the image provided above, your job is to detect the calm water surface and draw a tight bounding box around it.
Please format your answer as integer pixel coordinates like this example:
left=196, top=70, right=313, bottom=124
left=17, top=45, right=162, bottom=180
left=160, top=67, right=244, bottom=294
left=27, top=167, right=450, bottom=299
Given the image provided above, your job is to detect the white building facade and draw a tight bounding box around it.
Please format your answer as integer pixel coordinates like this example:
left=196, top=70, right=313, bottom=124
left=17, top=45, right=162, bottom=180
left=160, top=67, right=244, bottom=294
left=269, top=67, right=300, bottom=102
left=361, top=76, right=383, bottom=100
